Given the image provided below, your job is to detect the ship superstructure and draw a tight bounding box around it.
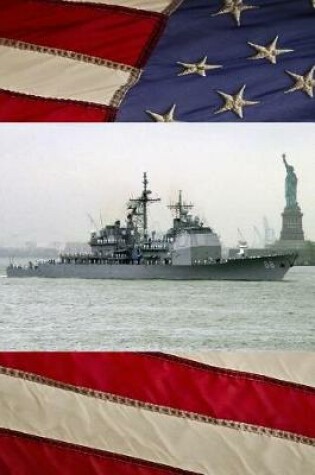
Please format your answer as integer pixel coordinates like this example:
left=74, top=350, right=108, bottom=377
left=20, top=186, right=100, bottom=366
left=82, top=173, right=169, bottom=265
left=166, top=190, right=222, bottom=265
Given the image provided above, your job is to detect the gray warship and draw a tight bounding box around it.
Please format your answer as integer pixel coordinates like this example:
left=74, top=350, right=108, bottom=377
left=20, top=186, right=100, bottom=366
left=7, top=173, right=296, bottom=281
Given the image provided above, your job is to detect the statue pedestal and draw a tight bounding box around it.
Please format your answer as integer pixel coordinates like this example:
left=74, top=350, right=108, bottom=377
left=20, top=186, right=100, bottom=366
left=280, top=205, right=304, bottom=241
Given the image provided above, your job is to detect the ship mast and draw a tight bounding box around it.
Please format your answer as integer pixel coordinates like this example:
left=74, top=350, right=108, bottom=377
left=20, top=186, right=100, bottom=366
left=128, top=172, right=160, bottom=241
left=168, top=190, right=194, bottom=221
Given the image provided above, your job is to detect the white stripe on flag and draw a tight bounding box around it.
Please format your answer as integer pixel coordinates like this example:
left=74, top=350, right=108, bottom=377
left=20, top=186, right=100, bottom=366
left=174, top=352, right=315, bottom=387
left=0, top=44, right=139, bottom=107
left=0, top=373, right=313, bottom=475
left=61, top=0, right=180, bottom=13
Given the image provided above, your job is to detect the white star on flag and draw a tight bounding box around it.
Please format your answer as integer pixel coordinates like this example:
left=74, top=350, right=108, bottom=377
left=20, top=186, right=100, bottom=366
left=215, top=85, right=259, bottom=118
left=177, top=56, right=222, bottom=77
left=212, top=0, right=258, bottom=27
left=146, top=104, right=177, bottom=122
left=285, top=66, right=315, bottom=98
left=248, top=36, right=293, bottom=64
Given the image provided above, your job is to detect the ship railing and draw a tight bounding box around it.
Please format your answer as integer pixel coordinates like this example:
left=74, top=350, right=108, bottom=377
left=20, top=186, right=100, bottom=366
left=193, top=258, right=222, bottom=265
left=142, top=243, right=169, bottom=250
left=8, top=258, right=56, bottom=270
left=228, top=252, right=296, bottom=261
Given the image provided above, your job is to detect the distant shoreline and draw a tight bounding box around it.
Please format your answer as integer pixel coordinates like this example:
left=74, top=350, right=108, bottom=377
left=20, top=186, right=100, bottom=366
left=0, top=248, right=58, bottom=259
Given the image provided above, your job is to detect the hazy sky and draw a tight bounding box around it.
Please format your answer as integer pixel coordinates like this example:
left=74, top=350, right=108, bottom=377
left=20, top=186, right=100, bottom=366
left=0, top=123, right=314, bottom=247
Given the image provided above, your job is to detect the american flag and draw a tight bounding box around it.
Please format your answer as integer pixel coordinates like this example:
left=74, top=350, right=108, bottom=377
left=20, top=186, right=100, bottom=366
left=1, top=0, right=314, bottom=122
left=0, top=352, right=314, bottom=473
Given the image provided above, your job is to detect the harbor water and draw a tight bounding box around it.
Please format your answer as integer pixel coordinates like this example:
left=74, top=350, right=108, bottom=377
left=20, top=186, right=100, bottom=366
left=0, top=259, right=314, bottom=350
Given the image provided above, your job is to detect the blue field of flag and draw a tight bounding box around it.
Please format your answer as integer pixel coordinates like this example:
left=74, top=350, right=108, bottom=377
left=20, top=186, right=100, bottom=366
left=117, top=0, right=315, bottom=122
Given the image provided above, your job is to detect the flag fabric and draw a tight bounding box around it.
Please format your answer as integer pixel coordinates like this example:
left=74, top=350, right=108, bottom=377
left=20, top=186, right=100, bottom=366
left=0, top=0, right=183, bottom=122
left=0, top=352, right=314, bottom=474
left=1, top=0, right=314, bottom=122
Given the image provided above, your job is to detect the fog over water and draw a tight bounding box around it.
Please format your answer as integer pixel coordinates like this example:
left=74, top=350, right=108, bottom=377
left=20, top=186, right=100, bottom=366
left=0, top=123, right=314, bottom=248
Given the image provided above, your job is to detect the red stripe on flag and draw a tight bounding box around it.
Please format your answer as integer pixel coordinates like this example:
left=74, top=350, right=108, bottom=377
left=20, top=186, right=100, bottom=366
left=0, top=352, right=314, bottom=438
left=0, top=90, right=115, bottom=122
left=0, top=0, right=165, bottom=68
left=0, top=429, right=199, bottom=475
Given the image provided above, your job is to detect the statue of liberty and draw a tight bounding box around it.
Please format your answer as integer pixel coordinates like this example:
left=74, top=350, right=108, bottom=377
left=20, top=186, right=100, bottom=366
left=282, top=154, right=298, bottom=209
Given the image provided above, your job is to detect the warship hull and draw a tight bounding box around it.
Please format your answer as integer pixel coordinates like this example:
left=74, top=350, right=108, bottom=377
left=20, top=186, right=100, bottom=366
left=6, top=254, right=295, bottom=281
